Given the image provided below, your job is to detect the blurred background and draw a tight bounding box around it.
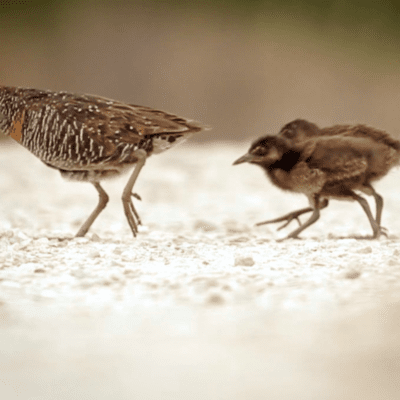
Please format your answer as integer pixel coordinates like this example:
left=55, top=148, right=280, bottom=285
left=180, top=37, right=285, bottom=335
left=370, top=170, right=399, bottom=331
left=1, top=0, right=400, bottom=142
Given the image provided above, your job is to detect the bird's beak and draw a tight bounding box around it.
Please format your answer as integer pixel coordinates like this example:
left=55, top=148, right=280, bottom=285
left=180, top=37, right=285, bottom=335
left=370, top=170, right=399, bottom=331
left=233, top=153, right=262, bottom=165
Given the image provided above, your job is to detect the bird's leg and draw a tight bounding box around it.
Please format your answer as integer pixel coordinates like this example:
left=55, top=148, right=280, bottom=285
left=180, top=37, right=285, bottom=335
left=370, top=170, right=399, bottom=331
left=281, top=208, right=321, bottom=241
left=122, top=149, right=147, bottom=237
left=373, top=191, right=384, bottom=227
left=276, top=195, right=326, bottom=241
left=371, top=190, right=388, bottom=235
left=76, top=182, right=109, bottom=237
left=364, top=184, right=384, bottom=227
left=257, top=199, right=329, bottom=231
left=359, top=184, right=387, bottom=236
left=256, top=207, right=313, bottom=230
left=350, top=191, right=384, bottom=238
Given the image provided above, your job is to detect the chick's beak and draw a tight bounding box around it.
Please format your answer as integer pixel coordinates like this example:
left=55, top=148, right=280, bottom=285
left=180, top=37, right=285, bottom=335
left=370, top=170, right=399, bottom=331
left=233, top=153, right=259, bottom=165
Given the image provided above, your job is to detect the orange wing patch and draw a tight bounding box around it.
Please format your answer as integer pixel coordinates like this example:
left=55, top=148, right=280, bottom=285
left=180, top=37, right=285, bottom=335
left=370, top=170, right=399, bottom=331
left=10, top=112, right=25, bottom=142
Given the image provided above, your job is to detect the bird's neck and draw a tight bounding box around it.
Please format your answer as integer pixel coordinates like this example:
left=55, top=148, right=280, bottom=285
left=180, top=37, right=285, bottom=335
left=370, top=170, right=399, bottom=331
left=268, top=150, right=301, bottom=172
left=261, top=150, right=302, bottom=191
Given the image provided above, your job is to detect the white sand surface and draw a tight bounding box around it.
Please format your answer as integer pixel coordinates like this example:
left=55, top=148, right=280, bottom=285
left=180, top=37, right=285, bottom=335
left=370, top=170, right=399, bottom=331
left=1, top=141, right=400, bottom=399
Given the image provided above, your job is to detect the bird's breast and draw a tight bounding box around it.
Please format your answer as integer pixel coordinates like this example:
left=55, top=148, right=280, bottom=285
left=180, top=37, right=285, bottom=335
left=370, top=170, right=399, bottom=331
left=268, top=163, right=326, bottom=194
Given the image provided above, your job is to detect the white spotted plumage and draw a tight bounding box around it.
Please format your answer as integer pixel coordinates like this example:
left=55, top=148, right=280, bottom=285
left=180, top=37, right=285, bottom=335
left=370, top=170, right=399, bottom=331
left=0, top=85, right=205, bottom=237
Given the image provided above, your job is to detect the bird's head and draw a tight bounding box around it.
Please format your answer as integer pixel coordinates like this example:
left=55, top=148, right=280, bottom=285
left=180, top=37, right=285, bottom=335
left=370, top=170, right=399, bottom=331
left=279, top=119, right=320, bottom=143
left=233, top=136, right=288, bottom=167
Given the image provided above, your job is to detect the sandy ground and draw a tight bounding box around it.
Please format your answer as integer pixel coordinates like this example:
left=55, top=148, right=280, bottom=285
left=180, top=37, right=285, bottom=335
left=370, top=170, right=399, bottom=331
left=1, top=141, right=400, bottom=400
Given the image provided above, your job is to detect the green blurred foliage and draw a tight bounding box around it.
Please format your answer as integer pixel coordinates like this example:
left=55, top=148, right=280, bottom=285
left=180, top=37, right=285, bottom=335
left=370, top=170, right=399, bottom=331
left=1, top=0, right=400, bottom=143
left=0, top=0, right=65, bottom=31
left=1, top=0, right=400, bottom=37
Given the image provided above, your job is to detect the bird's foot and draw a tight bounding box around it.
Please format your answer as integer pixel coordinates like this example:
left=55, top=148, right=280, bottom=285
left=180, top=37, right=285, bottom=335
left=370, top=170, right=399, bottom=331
left=122, top=194, right=142, bottom=236
left=376, top=226, right=389, bottom=238
left=276, top=233, right=301, bottom=242
left=256, top=207, right=313, bottom=231
left=380, top=226, right=389, bottom=236
left=131, top=192, right=142, bottom=201
left=371, top=225, right=389, bottom=239
left=276, top=216, right=301, bottom=231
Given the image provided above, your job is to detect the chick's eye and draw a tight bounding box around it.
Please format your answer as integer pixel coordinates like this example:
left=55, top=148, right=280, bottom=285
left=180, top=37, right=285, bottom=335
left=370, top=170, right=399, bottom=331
left=283, top=129, right=295, bottom=139
left=251, top=146, right=266, bottom=156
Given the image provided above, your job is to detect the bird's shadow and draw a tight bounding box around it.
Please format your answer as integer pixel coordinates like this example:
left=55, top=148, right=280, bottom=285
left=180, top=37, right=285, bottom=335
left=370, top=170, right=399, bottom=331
left=329, top=233, right=397, bottom=240
left=274, top=232, right=398, bottom=241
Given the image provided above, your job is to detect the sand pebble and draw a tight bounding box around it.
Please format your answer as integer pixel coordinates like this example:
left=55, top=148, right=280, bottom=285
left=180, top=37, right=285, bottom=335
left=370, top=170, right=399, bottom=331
left=344, top=270, right=362, bottom=279
left=234, top=256, right=255, bottom=267
left=357, top=246, right=373, bottom=254
left=194, top=220, right=218, bottom=231
left=206, top=292, right=225, bottom=305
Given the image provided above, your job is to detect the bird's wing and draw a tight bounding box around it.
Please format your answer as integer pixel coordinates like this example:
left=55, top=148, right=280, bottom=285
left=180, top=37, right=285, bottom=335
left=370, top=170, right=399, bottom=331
left=18, top=89, right=203, bottom=169
left=28, top=90, right=202, bottom=143
left=23, top=92, right=203, bottom=162
left=305, top=136, right=369, bottom=183
left=320, top=124, right=352, bottom=136
left=126, top=104, right=203, bottom=135
left=343, top=125, right=400, bottom=151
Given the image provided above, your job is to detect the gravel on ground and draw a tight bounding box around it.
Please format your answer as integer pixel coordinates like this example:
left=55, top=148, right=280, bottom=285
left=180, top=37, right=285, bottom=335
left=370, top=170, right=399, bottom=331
left=1, top=141, right=400, bottom=400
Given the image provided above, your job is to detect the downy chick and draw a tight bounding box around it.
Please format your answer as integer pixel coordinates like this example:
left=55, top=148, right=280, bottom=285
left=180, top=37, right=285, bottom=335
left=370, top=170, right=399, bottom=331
left=233, top=133, right=399, bottom=239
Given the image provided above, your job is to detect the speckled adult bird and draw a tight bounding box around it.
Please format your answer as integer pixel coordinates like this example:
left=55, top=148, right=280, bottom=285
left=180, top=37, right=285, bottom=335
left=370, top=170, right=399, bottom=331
left=233, top=131, right=400, bottom=240
left=271, top=119, right=400, bottom=230
left=0, top=85, right=204, bottom=237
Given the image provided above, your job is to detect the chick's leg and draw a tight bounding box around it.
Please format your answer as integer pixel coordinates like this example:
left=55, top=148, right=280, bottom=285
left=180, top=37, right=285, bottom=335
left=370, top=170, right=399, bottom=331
left=282, top=207, right=321, bottom=240
left=276, top=195, right=326, bottom=241
left=349, top=190, right=383, bottom=238
left=361, top=184, right=384, bottom=227
left=257, top=199, right=329, bottom=231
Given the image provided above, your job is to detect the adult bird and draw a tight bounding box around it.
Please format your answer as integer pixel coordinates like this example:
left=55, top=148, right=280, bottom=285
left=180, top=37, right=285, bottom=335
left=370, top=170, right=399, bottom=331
left=0, top=85, right=204, bottom=237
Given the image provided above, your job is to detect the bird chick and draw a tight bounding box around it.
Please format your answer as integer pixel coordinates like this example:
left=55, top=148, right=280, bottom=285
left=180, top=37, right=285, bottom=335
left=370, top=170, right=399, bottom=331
left=279, top=119, right=400, bottom=151
left=233, top=133, right=398, bottom=239
left=274, top=119, right=400, bottom=229
left=0, top=85, right=205, bottom=237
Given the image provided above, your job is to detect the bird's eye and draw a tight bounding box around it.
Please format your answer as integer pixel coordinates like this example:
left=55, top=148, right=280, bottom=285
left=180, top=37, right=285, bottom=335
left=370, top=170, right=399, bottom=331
left=251, top=146, right=266, bottom=156
left=283, top=129, right=295, bottom=139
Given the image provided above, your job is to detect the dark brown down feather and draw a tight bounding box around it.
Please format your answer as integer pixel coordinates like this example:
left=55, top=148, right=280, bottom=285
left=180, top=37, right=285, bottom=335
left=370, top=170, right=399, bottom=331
left=234, top=120, right=400, bottom=240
